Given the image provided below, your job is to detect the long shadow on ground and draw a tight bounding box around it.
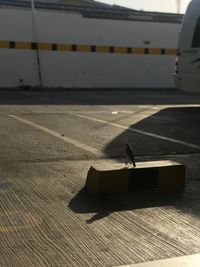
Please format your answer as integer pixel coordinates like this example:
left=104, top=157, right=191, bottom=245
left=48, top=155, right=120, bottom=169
left=104, top=107, right=200, bottom=158
left=69, top=188, right=183, bottom=224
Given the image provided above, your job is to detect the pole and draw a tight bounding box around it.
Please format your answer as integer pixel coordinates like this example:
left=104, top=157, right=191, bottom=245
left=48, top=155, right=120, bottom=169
left=31, top=0, right=35, bottom=11
left=31, top=0, right=43, bottom=87
left=176, top=0, right=181, bottom=13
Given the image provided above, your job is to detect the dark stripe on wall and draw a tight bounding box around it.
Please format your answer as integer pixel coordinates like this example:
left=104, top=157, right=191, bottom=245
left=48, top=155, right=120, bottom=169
left=91, top=45, right=96, bottom=52
left=109, top=46, right=114, bottom=53
left=9, top=41, right=15, bottom=49
left=161, top=49, right=166, bottom=55
left=71, top=45, right=77, bottom=52
left=127, top=47, right=132, bottom=54
left=52, top=44, right=58, bottom=51
left=31, top=42, right=38, bottom=50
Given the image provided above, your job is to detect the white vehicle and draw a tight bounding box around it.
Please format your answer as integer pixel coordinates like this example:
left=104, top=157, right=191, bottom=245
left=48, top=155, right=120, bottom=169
left=175, top=0, right=200, bottom=92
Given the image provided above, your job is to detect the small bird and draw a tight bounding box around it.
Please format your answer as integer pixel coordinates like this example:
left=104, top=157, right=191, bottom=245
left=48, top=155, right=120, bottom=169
left=124, top=143, right=136, bottom=168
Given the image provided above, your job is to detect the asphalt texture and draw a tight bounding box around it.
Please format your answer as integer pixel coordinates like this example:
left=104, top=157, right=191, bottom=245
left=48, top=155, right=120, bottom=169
left=1, top=88, right=200, bottom=267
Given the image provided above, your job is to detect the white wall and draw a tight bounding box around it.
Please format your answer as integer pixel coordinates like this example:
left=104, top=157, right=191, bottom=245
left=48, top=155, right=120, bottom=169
left=0, top=7, right=181, bottom=88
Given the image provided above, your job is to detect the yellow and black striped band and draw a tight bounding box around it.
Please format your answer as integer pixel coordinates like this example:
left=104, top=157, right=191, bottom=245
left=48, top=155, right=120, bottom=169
left=0, top=41, right=176, bottom=55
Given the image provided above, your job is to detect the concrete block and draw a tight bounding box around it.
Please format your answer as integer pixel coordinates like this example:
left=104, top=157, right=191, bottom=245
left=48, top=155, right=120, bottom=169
left=85, top=164, right=129, bottom=194
left=129, top=160, right=185, bottom=191
left=85, top=160, right=185, bottom=194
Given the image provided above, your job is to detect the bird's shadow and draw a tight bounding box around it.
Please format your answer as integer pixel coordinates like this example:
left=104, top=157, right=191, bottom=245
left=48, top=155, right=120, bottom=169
left=68, top=187, right=182, bottom=224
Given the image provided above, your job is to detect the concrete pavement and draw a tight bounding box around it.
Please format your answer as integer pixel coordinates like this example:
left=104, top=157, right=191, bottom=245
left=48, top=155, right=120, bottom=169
left=1, top=89, right=200, bottom=266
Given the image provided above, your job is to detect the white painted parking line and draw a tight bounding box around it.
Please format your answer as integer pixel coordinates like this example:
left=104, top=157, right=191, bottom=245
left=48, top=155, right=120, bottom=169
left=9, top=115, right=104, bottom=157
left=71, top=113, right=200, bottom=150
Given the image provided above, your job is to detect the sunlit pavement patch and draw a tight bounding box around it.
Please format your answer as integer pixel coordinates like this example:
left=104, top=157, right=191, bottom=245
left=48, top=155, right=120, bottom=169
left=0, top=211, right=41, bottom=233
left=117, top=254, right=200, bottom=267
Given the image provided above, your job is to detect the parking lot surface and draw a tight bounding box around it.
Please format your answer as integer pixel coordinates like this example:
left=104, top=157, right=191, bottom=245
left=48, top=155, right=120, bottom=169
left=1, top=89, right=200, bottom=267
